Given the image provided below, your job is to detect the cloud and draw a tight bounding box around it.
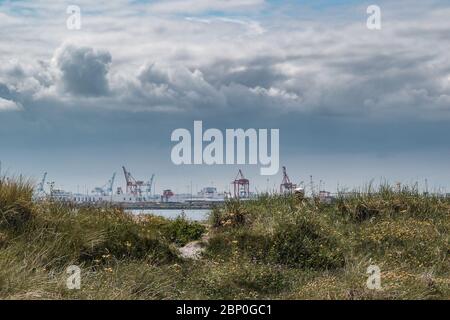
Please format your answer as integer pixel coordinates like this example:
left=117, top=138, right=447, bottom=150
left=1, top=0, right=450, bottom=192
left=147, top=0, right=265, bottom=14
left=0, top=97, right=21, bottom=111
left=121, top=62, right=227, bottom=112
left=53, top=44, right=112, bottom=97
left=0, top=0, right=448, bottom=120
left=0, top=83, right=13, bottom=100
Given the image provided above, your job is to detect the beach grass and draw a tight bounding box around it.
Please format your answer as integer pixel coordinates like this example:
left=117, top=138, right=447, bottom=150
left=0, top=177, right=448, bottom=299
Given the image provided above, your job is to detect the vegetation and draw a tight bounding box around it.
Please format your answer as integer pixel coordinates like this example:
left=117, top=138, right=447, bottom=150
left=0, top=177, right=448, bottom=299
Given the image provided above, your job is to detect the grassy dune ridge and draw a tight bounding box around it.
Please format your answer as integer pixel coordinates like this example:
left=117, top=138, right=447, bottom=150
left=0, top=177, right=448, bottom=299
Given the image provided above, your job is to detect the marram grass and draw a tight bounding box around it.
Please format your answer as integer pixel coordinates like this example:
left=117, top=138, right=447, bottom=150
left=0, top=178, right=448, bottom=299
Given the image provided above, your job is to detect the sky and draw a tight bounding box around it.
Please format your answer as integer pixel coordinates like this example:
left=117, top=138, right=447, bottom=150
left=0, top=0, right=450, bottom=195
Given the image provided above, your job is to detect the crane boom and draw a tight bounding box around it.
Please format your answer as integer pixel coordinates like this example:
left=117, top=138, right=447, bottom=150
left=108, top=173, right=116, bottom=194
left=122, top=166, right=132, bottom=185
left=38, top=172, right=47, bottom=194
left=146, top=174, right=155, bottom=196
left=280, top=166, right=296, bottom=193
left=122, top=166, right=141, bottom=195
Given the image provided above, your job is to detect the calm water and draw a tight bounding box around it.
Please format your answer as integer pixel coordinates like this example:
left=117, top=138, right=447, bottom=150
left=129, top=209, right=211, bottom=221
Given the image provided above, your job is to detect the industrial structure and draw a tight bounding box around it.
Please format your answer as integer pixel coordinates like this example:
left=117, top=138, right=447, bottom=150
left=37, top=172, right=47, bottom=195
left=92, top=173, right=116, bottom=196
left=232, top=169, right=250, bottom=199
left=146, top=174, right=155, bottom=196
left=123, top=166, right=143, bottom=196
left=27, top=160, right=450, bottom=210
left=121, top=166, right=155, bottom=199
left=31, top=162, right=344, bottom=208
left=162, top=189, right=174, bottom=202
left=280, top=166, right=297, bottom=194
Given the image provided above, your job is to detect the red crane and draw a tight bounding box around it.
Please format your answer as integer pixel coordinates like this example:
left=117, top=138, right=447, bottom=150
left=232, top=169, right=250, bottom=199
left=122, top=166, right=144, bottom=196
left=162, top=189, right=174, bottom=202
left=280, top=166, right=297, bottom=194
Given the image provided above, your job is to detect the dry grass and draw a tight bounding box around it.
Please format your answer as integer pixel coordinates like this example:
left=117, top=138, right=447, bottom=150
left=0, top=178, right=448, bottom=300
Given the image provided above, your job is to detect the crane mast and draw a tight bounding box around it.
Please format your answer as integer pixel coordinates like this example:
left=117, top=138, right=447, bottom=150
left=37, top=172, right=47, bottom=195
left=146, top=174, right=155, bottom=196
left=280, top=166, right=296, bottom=194
left=107, top=173, right=116, bottom=195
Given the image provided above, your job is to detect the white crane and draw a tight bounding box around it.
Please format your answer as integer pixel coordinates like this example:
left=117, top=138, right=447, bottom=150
left=146, top=174, right=155, bottom=197
left=93, top=173, right=116, bottom=196
left=37, top=172, right=47, bottom=195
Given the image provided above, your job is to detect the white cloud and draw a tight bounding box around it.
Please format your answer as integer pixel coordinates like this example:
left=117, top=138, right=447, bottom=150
left=0, top=97, right=21, bottom=111
left=147, top=0, right=265, bottom=14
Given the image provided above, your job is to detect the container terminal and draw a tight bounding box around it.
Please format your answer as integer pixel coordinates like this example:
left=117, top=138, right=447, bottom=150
left=33, top=166, right=334, bottom=209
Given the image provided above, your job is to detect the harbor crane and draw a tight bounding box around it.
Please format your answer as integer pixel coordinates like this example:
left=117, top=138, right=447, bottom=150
left=162, top=189, right=174, bottom=202
left=146, top=174, right=155, bottom=196
left=122, top=166, right=145, bottom=196
left=232, top=169, right=250, bottom=199
left=280, top=166, right=297, bottom=194
left=122, top=166, right=155, bottom=197
left=93, top=173, right=116, bottom=196
left=35, top=172, right=47, bottom=197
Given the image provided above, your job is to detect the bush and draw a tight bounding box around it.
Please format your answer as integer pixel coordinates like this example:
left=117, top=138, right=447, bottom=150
left=162, top=215, right=206, bottom=246
left=2, top=203, right=180, bottom=268
left=271, top=216, right=345, bottom=270
left=210, top=200, right=247, bottom=228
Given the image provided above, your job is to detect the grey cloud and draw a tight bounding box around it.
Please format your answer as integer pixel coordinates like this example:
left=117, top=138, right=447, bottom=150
left=54, top=44, right=112, bottom=97
left=131, top=62, right=227, bottom=112
left=203, top=61, right=287, bottom=88
left=138, top=63, right=170, bottom=85
left=5, top=64, right=26, bottom=79
left=0, top=1, right=449, bottom=120
left=0, top=83, right=12, bottom=100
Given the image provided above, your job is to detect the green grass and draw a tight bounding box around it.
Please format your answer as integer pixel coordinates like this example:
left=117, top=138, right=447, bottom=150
left=0, top=177, right=448, bottom=299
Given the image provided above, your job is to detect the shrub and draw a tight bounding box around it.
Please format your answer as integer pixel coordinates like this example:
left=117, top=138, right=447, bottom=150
left=271, top=216, right=345, bottom=270
left=5, top=203, right=179, bottom=267
left=161, top=215, right=206, bottom=246
left=210, top=200, right=248, bottom=229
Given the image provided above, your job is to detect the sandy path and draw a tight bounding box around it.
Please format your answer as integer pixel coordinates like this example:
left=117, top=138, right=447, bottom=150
left=178, top=234, right=210, bottom=260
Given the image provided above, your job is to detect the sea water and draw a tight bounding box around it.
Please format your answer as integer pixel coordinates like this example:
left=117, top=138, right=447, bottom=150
left=129, top=209, right=210, bottom=221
